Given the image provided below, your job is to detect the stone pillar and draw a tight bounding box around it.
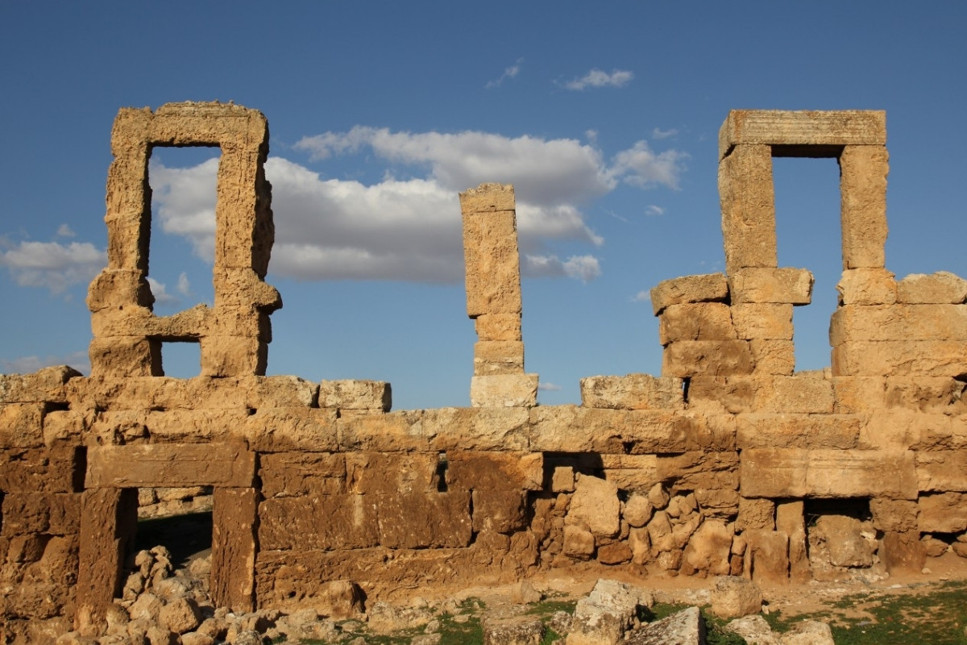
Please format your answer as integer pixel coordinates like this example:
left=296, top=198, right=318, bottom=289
left=211, top=487, right=258, bottom=612
left=719, top=144, right=777, bottom=275
left=839, top=145, right=889, bottom=269
left=460, top=183, right=538, bottom=407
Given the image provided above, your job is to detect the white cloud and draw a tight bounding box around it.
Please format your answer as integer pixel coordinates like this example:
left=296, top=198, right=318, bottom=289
left=646, top=205, right=665, bottom=216
left=56, top=224, right=76, bottom=237
left=633, top=291, right=651, bottom=302
left=612, top=141, right=688, bottom=189
left=652, top=127, right=679, bottom=140
left=538, top=382, right=563, bottom=392
left=0, top=240, right=105, bottom=293
left=0, top=350, right=90, bottom=375
left=524, top=254, right=601, bottom=282
left=564, top=68, right=634, bottom=91
left=176, top=272, right=191, bottom=297
left=486, top=58, right=523, bottom=88
left=141, top=126, right=687, bottom=284
left=147, top=277, right=177, bottom=305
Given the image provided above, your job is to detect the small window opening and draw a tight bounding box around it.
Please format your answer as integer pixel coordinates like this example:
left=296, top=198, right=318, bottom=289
left=159, top=340, right=202, bottom=378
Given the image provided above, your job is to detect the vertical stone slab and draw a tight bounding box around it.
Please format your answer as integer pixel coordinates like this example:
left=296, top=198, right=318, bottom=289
left=75, top=488, right=137, bottom=633
left=211, top=487, right=258, bottom=612
left=839, top=145, right=889, bottom=269
left=719, top=144, right=777, bottom=275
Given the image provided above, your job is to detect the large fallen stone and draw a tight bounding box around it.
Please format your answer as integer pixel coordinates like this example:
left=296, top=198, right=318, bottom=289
left=626, top=606, right=705, bottom=645
left=725, top=614, right=779, bottom=644
left=709, top=576, right=762, bottom=619
left=778, top=620, right=834, bottom=645
left=482, top=615, right=545, bottom=645
left=566, top=579, right=641, bottom=645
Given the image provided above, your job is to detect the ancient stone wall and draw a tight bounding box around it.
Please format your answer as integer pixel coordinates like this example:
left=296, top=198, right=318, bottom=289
left=3, top=104, right=967, bottom=639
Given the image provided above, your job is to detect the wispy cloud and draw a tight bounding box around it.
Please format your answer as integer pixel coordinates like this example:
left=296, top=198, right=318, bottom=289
left=486, top=58, right=523, bottom=89
left=646, top=205, right=665, bottom=216
left=56, top=224, right=76, bottom=238
left=524, top=254, right=601, bottom=282
left=652, top=127, right=678, bottom=140
left=563, top=68, right=634, bottom=91
left=633, top=291, right=651, bottom=303
left=0, top=239, right=105, bottom=294
left=0, top=350, right=90, bottom=375
left=538, top=382, right=562, bottom=392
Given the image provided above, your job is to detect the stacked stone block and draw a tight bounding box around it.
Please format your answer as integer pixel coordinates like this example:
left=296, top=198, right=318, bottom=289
left=460, top=183, right=538, bottom=407
left=88, top=102, right=281, bottom=379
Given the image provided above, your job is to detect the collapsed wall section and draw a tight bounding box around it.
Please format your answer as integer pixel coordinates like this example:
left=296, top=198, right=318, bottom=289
left=3, top=106, right=967, bottom=639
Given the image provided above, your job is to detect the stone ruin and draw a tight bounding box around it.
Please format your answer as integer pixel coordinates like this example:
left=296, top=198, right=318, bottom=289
left=3, top=102, right=967, bottom=640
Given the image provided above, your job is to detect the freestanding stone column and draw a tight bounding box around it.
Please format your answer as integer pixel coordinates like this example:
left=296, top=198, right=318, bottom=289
left=460, top=183, right=538, bottom=407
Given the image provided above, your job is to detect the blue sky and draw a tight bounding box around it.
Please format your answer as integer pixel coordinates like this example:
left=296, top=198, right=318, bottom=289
left=1, top=2, right=965, bottom=409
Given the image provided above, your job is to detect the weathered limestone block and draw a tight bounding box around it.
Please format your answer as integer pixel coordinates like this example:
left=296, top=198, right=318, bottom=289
left=0, top=446, right=83, bottom=493
left=424, top=407, right=530, bottom=451
left=749, top=339, right=796, bottom=376
left=870, top=498, right=919, bottom=533
left=885, top=376, right=967, bottom=411
left=662, top=340, right=754, bottom=377
left=731, top=303, right=793, bottom=341
left=75, top=488, right=137, bottom=632
left=918, top=492, right=967, bottom=533
left=830, top=304, right=967, bottom=344
left=759, top=373, right=834, bottom=414
left=461, top=184, right=522, bottom=318
left=810, top=515, right=874, bottom=568
left=740, top=448, right=917, bottom=499
left=687, top=376, right=762, bottom=413
left=743, top=529, right=789, bottom=583
left=832, top=339, right=967, bottom=377
left=0, top=402, right=46, bottom=448
left=880, top=531, right=925, bottom=573
left=657, top=451, right=739, bottom=495
left=897, top=271, right=967, bottom=304
left=529, top=406, right=712, bottom=454
left=736, top=414, right=860, bottom=450
left=563, top=525, right=596, bottom=560
left=473, top=340, right=525, bottom=375
left=200, top=334, right=267, bottom=377
left=626, top=606, right=704, bottom=645
left=658, top=303, right=736, bottom=345
left=917, top=450, right=967, bottom=492
left=448, top=452, right=541, bottom=533
left=600, top=454, right=660, bottom=493
left=729, top=267, right=813, bottom=304
left=483, top=615, right=546, bottom=645
left=211, top=488, right=257, bottom=613
left=736, top=498, right=775, bottom=531
left=839, top=145, right=888, bottom=269
left=318, top=379, right=391, bottom=411
left=831, top=376, right=886, bottom=413
left=650, top=273, right=729, bottom=315
left=0, top=365, right=80, bottom=405
left=566, top=579, right=641, bottom=645
left=681, top=519, right=733, bottom=576
left=474, top=313, right=522, bottom=341
left=837, top=268, right=897, bottom=305
left=470, top=374, right=538, bottom=408
left=579, top=374, right=684, bottom=410
left=719, top=144, right=777, bottom=274
left=259, top=453, right=346, bottom=498
left=776, top=501, right=809, bottom=581
left=337, top=410, right=427, bottom=452
left=86, top=444, right=255, bottom=488
left=623, top=494, right=654, bottom=528
left=718, top=110, right=886, bottom=157
left=246, top=407, right=339, bottom=452
left=566, top=475, right=621, bottom=538
left=257, top=494, right=379, bottom=551
left=709, top=576, right=763, bottom=619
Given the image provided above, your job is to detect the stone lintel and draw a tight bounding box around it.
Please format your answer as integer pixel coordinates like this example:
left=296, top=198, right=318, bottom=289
left=85, top=443, right=255, bottom=488
left=719, top=110, right=886, bottom=160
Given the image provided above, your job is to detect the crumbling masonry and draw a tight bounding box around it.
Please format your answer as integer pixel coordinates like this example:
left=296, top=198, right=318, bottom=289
left=3, top=103, right=967, bottom=638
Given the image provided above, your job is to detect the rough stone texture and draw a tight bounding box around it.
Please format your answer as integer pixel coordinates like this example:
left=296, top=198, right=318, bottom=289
left=566, top=579, right=641, bottom=645
left=709, top=576, right=763, bottom=619
left=626, top=606, right=705, bottom=645
left=7, top=107, right=967, bottom=638
left=483, top=615, right=545, bottom=645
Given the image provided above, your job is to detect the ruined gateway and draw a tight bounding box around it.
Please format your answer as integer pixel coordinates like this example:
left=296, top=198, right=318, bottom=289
left=3, top=103, right=967, bottom=639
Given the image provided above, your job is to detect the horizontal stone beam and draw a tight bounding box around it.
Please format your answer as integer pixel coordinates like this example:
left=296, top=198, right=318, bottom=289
left=85, top=443, right=255, bottom=488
